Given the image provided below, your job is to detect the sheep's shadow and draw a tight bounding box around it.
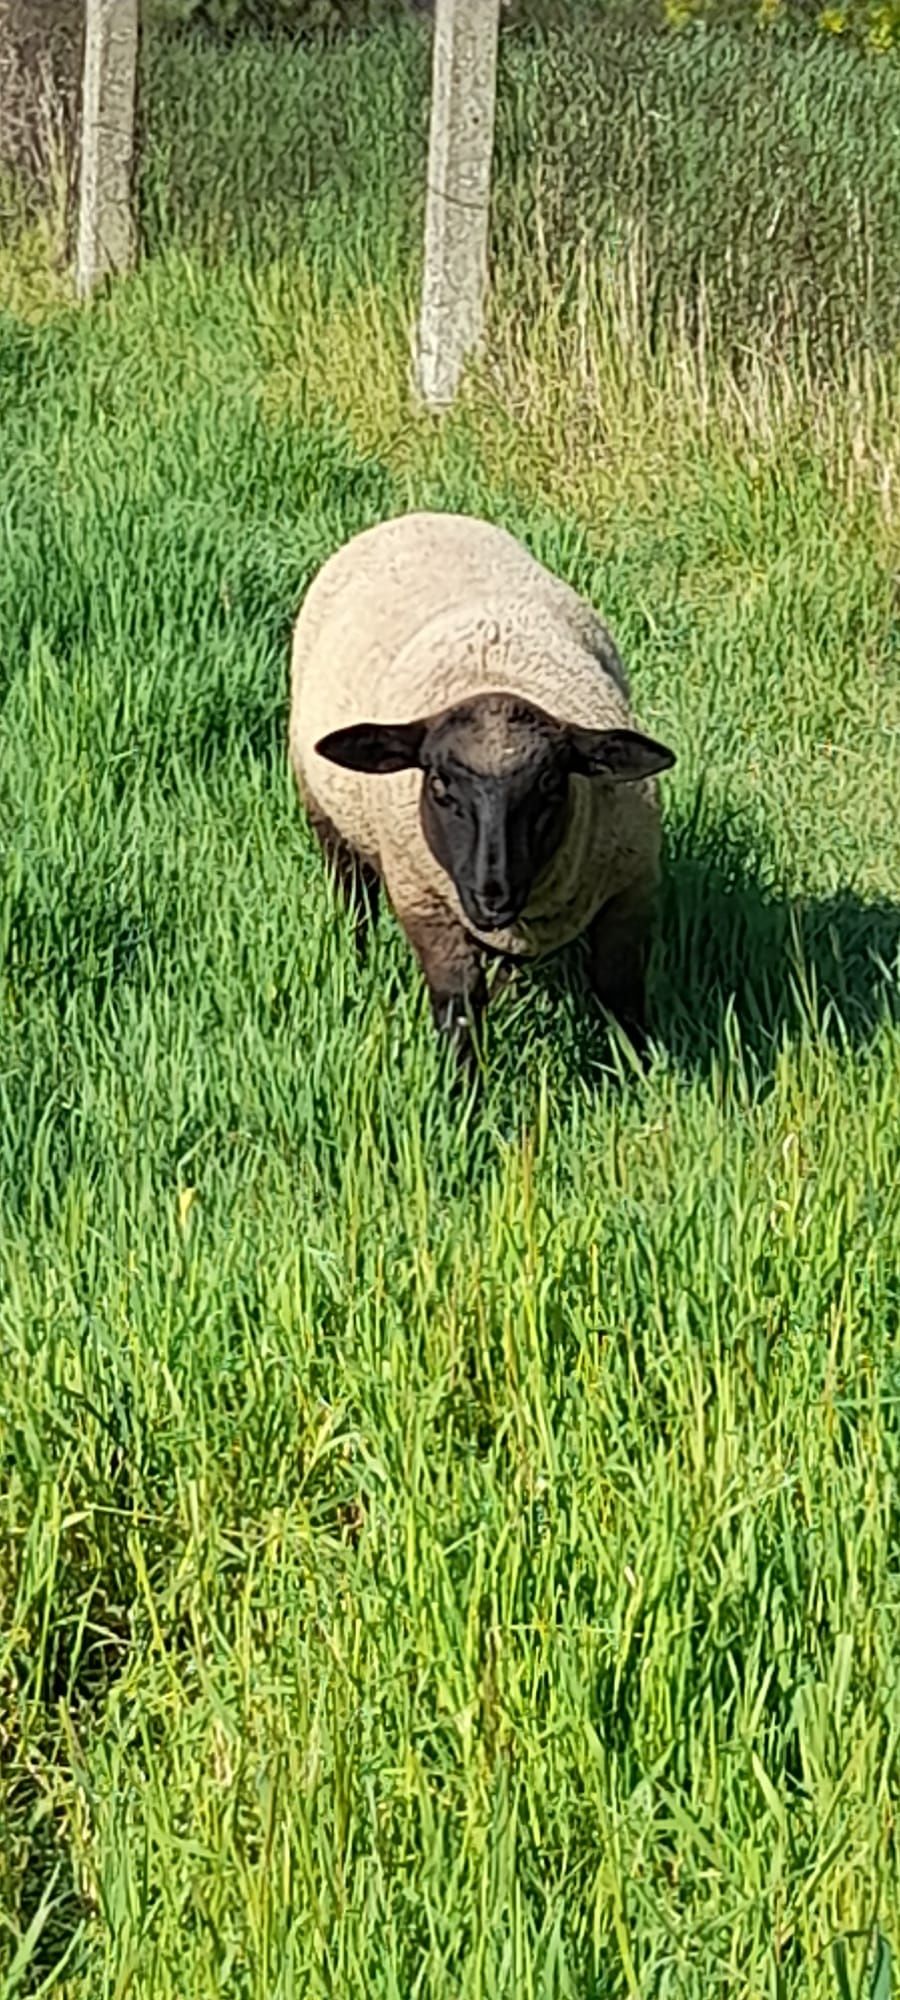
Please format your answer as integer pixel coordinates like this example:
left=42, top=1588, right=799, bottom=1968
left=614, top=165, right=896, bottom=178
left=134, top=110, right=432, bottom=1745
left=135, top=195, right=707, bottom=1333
left=503, top=822, right=900, bottom=1088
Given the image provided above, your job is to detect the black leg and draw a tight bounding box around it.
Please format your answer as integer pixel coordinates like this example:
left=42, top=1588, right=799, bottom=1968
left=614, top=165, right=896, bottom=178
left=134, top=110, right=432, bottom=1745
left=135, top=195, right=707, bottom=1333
left=586, top=889, right=654, bottom=1058
left=304, top=795, right=380, bottom=954
left=403, top=908, right=488, bottom=1075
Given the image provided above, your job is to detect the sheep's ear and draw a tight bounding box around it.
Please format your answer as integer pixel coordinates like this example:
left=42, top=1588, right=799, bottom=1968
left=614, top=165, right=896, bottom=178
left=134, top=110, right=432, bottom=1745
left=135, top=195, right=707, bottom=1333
left=567, top=726, right=676, bottom=782
left=314, top=719, right=428, bottom=774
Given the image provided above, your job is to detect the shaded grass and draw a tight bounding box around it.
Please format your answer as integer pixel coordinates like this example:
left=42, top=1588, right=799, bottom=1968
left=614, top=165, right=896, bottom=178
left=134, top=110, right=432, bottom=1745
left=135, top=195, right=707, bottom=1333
left=1, top=12, right=900, bottom=1997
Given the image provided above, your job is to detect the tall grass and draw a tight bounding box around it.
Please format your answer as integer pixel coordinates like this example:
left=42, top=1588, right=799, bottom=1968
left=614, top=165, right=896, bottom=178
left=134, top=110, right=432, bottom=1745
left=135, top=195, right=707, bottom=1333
left=1, top=13, right=899, bottom=1997
left=136, top=8, right=900, bottom=357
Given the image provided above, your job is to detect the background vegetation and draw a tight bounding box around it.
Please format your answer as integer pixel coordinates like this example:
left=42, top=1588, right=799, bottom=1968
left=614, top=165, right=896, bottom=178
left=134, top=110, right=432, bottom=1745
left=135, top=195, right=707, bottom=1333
left=1, top=7, right=899, bottom=1997
left=128, top=0, right=900, bottom=54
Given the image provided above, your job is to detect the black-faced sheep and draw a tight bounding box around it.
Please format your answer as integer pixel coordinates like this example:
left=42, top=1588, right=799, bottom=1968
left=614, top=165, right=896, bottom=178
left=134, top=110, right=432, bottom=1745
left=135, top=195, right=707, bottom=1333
left=289, top=511, right=675, bottom=1067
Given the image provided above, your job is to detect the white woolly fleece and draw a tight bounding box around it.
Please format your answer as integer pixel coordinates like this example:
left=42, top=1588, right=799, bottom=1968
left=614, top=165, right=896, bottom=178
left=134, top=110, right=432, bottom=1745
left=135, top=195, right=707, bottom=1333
left=289, top=511, right=662, bottom=960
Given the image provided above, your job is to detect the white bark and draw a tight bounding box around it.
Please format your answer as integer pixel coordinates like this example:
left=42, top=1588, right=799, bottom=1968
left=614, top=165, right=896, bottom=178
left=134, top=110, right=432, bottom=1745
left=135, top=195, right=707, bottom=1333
left=76, top=0, right=139, bottom=298
left=415, top=0, right=501, bottom=408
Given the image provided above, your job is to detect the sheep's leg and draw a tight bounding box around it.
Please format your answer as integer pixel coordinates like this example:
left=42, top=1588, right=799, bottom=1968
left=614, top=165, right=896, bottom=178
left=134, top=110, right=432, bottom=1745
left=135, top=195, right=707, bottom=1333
left=585, top=887, right=654, bottom=1056
left=402, top=908, right=488, bottom=1071
left=303, top=794, right=380, bottom=952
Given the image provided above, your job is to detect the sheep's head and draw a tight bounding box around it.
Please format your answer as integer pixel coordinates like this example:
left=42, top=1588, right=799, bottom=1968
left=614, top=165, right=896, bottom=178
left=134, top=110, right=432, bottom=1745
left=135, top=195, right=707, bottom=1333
left=315, top=692, right=675, bottom=936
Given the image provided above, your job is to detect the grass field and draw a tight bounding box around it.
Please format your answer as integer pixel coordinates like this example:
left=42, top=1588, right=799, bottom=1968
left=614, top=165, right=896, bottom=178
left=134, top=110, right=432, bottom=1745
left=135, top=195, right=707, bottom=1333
left=2, top=11, right=900, bottom=1996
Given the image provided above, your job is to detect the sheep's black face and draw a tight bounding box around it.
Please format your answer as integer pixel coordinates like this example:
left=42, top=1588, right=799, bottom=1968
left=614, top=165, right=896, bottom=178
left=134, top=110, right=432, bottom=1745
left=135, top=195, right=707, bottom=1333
left=418, top=707, right=571, bottom=933
left=314, top=692, right=676, bottom=937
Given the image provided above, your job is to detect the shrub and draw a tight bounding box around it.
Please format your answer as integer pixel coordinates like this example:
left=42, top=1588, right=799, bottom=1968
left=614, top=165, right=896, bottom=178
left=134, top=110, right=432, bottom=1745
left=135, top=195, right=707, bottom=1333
left=145, top=0, right=418, bottom=31
left=150, top=0, right=899, bottom=52
left=654, top=0, right=900, bottom=53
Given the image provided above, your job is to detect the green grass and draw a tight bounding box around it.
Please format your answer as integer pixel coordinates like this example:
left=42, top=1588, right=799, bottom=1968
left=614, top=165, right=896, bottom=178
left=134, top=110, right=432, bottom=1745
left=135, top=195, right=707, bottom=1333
left=2, top=13, right=900, bottom=1998
left=136, top=6, right=900, bottom=357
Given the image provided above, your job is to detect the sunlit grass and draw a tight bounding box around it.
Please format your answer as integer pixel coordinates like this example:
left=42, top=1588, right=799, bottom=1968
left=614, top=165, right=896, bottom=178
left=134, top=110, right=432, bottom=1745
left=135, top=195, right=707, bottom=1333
left=1, top=13, right=899, bottom=1997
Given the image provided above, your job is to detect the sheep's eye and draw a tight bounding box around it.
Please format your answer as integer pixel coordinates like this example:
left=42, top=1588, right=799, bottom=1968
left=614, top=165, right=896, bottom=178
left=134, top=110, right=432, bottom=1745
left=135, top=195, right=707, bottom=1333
left=430, top=775, right=453, bottom=807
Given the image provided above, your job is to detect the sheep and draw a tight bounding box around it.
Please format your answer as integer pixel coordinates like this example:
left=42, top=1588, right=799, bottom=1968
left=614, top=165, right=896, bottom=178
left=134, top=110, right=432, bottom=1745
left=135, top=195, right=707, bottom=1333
left=288, top=510, right=675, bottom=1068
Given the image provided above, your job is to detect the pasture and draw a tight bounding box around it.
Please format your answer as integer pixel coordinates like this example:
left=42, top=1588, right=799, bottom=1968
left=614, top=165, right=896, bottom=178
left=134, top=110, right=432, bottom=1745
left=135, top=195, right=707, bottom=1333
left=1, top=9, right=899, bottom=1993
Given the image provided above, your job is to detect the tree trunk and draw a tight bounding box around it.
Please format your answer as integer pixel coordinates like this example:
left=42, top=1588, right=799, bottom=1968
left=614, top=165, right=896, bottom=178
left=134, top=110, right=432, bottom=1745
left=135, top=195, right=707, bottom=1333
left=75, top=0, right=139, bottom=298
left=415, top=0, right=501, bottom=409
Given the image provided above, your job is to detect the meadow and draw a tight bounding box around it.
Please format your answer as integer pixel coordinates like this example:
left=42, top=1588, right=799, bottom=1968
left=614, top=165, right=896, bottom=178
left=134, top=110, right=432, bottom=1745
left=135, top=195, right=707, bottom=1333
left=1, top=8, right=900, bottom=1994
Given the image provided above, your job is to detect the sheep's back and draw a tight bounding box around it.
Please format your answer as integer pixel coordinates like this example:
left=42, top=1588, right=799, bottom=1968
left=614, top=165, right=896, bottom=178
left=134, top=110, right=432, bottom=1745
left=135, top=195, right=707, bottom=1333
left=291, top=509, right=626, bottom=768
